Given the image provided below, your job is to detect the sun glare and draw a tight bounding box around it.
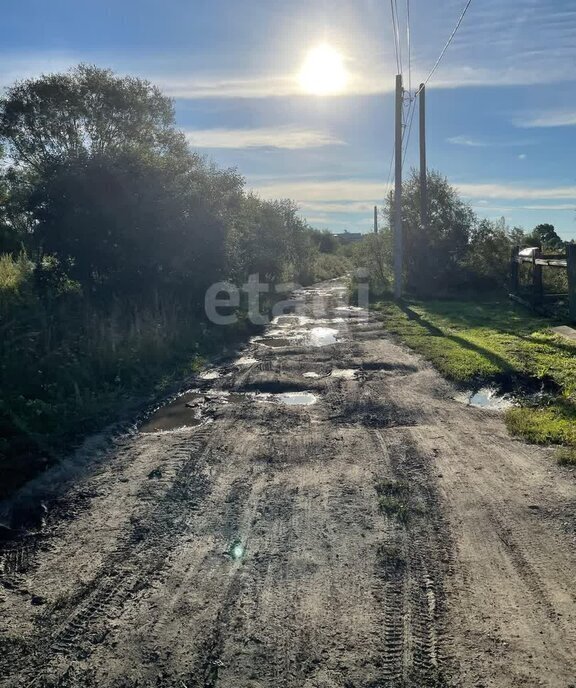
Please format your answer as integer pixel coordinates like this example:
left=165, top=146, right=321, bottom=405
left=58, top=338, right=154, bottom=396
left=298, top=44, right=348, bottom=96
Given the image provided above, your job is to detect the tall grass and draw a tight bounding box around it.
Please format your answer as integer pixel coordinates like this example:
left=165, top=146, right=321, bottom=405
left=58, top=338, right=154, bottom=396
left=0, top=253, right=257, bottom=499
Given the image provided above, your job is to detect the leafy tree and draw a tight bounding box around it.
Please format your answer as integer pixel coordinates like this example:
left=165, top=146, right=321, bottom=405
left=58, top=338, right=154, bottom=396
left=352, top=232, right=392, bottom=290
left=0, top=65, right=248, bottom=296
left=385, top=169, right=475, bottom=295
left=226, top=195, right=314, bottom=285
left=462, top=218, right=513, bottom=290
left=0, top=64, right=186, bottom=173
left=314, top=229, right=339, bottom=254
left=528, top=223, right=564, bottom=251
left=26, top=149, right=244, bottom=295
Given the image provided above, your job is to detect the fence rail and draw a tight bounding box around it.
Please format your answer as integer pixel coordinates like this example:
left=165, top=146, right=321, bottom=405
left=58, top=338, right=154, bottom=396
left=510, top=244, right=576, bottom=323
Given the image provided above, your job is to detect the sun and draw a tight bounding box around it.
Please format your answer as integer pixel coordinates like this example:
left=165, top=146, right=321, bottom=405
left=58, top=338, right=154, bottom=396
left=298, top=44, right=348, bottom=96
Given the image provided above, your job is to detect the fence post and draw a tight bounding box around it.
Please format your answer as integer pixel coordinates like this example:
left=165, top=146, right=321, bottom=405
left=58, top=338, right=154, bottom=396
left=567, top=243, right=576, bottom=324
left=510, top=246, right=519, bottom=295
left=532, top=248, right=543, bottom=305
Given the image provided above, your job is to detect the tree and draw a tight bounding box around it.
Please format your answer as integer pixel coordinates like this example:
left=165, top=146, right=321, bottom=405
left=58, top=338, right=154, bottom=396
left=0, top=65, right=249, bottom=296
left=26, top=149, right=244, bottom=295
left=352, top=232, right=392, bottom=290
left=0, top=64, right=186, bottom=173
left=462, top=218, right=513, bottom=290
left=528, top=223, right=564, bottom=251
left=314, top=230, right=339, bottom=254
left=385, top=169, right=475, bottom=295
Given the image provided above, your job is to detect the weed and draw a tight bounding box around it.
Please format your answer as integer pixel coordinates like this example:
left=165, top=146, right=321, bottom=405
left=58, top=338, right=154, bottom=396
left=379, top=495, right=410, bottom=523
left=376, top=479, right=410, bottom=498
left=556, top=447, right=576, bottom=466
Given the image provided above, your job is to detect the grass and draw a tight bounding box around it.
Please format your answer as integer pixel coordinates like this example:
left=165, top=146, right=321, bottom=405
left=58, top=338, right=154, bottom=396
left=0, top=254, right=264, bottom=500
left=374, top=298, right=576, bottom=450
left=376, top=479, right=411, bottom=522
left=556, top=447, right=576, bottom=466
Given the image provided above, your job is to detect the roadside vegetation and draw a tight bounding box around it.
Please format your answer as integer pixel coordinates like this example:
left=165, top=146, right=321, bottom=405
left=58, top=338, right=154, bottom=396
left=0, top=65, right=349, bottom=498
left=350, top=171, right=576, bottom=456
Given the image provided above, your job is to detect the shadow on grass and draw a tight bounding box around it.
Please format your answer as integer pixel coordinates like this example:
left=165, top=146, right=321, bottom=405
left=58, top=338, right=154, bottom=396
left=399, top=303, right=515, bottom=376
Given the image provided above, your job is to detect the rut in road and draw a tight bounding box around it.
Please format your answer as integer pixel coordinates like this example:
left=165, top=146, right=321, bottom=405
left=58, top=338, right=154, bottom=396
left=1, top=279, right=575, bottom=688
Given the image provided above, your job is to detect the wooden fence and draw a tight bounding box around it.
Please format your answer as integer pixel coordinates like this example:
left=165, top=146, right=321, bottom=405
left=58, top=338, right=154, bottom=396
left=510, top=244, right=576, bottom=323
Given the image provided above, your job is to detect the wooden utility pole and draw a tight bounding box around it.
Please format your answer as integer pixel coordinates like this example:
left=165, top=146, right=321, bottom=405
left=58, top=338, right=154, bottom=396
left=394, top=74, right=403, bottom=300
left=419, top=83, right=428, bottom=231
left=373, top=206, right=378, bottom=233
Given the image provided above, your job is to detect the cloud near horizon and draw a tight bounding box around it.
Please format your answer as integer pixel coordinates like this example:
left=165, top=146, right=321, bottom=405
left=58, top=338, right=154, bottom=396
left=252, top=179, right=576, bottom=205
left=185, top=126, right=343, bottom=150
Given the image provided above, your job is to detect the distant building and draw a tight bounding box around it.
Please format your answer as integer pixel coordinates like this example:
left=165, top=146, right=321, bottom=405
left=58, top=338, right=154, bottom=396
left=333, top=230, right=363, bottom=245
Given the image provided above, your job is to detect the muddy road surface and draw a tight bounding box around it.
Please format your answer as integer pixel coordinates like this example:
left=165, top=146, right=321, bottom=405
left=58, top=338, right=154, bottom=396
left=1, top=279, right=575, bottom=687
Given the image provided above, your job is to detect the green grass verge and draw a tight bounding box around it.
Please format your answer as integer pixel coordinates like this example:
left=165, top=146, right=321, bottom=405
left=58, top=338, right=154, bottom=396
left=374, top=299, right=576, bottom=449
left=556, top=447, right=576, bottom=466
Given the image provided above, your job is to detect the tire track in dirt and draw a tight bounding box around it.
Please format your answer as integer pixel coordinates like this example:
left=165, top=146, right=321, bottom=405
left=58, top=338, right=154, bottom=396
left=2, top=430, right=214, bottom=686
left=373, top=429, right=452, bottom=687
left=2, top=278, right=576, bottom=687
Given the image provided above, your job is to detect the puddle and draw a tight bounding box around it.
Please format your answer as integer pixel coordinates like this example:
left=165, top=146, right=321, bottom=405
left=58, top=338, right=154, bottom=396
left=235, top=356, right=259, bottom=366
left=304, top=327, right=339, bottom=347
left=277, top=392, right=318, bottom=406
left=334, top=306, right=367, bottom=318
left=455, top=387, right=514, bottom=412
left=140, top=391, right=205, bottom=432
left=141, top=390, right=248, bottom=432
left=255, top=337, right=295, bottom=348
left=330, top=368, right=357, bottom=380
left=199, top=370, right=222, bottom=380
left=271, top=315, right=312, bottom=327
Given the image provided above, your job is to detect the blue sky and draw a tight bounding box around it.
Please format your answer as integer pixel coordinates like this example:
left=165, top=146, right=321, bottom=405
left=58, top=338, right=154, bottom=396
left=2, top=0, right=576, bottom=238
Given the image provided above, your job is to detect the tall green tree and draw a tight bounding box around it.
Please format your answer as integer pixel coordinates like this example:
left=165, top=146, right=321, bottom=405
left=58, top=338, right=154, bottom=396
left=529, top=223, right=564, bottom=251
left=0, top=65, right=248, bottom=295
left=385, top=169, right=475, bottom=295
left=0, top=64, right=186, bottom=172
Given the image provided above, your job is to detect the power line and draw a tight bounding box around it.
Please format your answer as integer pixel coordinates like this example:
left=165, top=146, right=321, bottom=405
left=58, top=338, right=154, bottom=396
left=390, top=0, right=403, bottom=75
left=393, top=0, right=403, bottom=74
left=415, top=0, right=473, bottom=97
left=406, top=0, right=412, bottom=94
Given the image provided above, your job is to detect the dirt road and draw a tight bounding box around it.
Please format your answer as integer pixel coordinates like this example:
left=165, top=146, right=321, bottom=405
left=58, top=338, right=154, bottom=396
left=1, top=280, right=575, bottom=687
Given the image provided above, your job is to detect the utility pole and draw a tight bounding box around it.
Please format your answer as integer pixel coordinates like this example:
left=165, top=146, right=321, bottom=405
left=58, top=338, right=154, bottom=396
left=419, top=82, right=428, bottom=232
left=394, top=73, right=403, bottom=300
left=373, top=205, right=378, bottom=234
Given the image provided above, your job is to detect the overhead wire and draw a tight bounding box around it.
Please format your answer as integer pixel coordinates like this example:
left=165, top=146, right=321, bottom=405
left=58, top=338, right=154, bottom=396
left=414, top=0, right=473, bottom=97
left=389, top=0, right=403, bottom=76
left=393, top=0, right=403, bottom=74
left=406, top=0, right=412, bottom=94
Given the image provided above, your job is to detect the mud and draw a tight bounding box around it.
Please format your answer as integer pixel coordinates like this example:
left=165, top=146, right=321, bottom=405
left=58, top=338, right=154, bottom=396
left=1, top=278, right=575, bottom=687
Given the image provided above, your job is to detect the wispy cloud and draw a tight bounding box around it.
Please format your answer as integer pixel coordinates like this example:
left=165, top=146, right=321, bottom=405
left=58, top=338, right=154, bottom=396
left=457, top=182, right=576, bottom=200
left=447, top=135, right=535, bottom=148
left=513, top=110, right=576, bottom=128
left=253, top=178, right=576, bottom=205
left=472, top=204, right=575, bottom=211
left=185, top=126, right=343, bottom=150
left=447, top=135, right=488, bottom=147
left=252, top=179, right=386, bottom=203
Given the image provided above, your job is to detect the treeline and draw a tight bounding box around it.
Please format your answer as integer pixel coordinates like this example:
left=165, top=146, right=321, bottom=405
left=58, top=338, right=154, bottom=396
left=352, top=169, right=569, bottom=297
left=0, top=65, right=348, bottom=497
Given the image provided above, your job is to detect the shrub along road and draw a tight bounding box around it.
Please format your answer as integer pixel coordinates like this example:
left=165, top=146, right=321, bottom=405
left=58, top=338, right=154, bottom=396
left=0, top=280, right=575, bottom=687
